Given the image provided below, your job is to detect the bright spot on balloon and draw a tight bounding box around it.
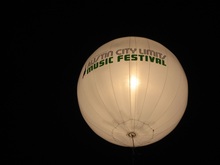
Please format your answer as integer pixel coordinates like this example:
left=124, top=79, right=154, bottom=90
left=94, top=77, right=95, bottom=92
left=130, top=76, right=139, bottom=90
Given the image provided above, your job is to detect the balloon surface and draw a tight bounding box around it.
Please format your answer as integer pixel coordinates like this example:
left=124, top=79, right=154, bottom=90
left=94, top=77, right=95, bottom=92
left=77, top=36, right=188, bottom=147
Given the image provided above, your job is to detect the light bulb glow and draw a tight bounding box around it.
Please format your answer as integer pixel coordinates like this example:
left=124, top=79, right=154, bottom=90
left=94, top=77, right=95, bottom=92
left=130, top=76, right=139, bottom=90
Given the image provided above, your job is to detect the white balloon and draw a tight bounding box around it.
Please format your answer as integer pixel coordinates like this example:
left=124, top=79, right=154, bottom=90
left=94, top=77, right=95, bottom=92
left=77, top=36, right=188, bottom=147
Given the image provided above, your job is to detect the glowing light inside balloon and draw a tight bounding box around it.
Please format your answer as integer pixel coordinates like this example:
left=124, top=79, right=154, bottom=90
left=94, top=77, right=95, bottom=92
left=130, top=76, right=139, bottom=90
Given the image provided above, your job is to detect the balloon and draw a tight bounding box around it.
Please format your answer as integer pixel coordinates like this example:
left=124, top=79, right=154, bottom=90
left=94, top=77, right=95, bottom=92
left=77, top=36, right=188, bottom=147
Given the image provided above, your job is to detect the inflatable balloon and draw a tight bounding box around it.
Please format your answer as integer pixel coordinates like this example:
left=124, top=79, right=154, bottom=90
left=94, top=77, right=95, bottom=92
left=77, top=36, right=188, bottom=147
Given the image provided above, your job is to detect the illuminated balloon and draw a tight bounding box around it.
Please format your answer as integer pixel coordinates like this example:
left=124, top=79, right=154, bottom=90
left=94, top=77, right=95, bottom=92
left=77, top=36, right=188, bottom=147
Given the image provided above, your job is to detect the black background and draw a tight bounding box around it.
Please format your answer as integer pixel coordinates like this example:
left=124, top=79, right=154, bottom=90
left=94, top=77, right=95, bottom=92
left=5, top=1, right=219, bottom=164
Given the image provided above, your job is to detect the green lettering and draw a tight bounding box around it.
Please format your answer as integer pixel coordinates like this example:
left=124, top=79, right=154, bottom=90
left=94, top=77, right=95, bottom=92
left=138, top=54, right=144, bottom=61
left=156, top=58, right=162, bottom=64
left=131, top=54, right=137, bottom=61
left=124, top=54, right=130, bottom=61
left=105, top=58, right=108, bottom=64
left=145, top=55, right=148, bottom=61
left=109, top=57, right=113, bottom=63
left=149, top=56, right=155, bottom=62
left=162, top=60, right=166, bottom=66
left=87, top=65, right=93, bottom=74
left=99, top=60, right=104, bottom=67
left=117, top=55, right=123, bottom=62
left=94, top=63, right=98, bottom=69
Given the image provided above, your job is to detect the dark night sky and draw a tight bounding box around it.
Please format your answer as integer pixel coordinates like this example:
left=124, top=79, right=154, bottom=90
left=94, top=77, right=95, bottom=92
left=4, top=1, right=220, bottom=164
